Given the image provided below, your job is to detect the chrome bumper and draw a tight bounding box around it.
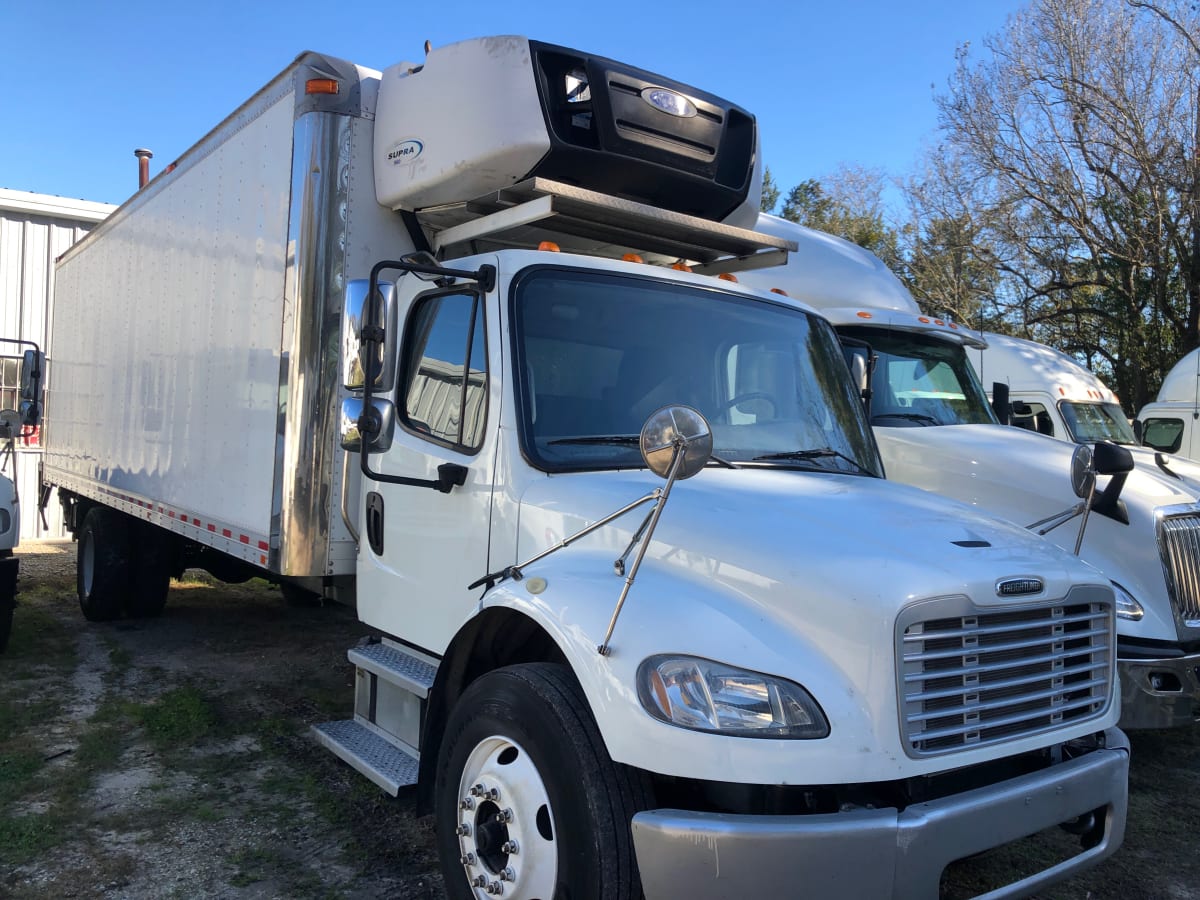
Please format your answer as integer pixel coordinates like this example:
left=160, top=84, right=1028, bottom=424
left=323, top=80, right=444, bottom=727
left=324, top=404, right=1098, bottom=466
left=632, top=728, right=1128, bottom=900
left=1118, top=653, right=1200, bottom=729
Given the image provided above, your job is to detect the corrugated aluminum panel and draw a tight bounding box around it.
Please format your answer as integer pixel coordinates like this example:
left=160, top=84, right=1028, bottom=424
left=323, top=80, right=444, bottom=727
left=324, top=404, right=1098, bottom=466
left=0, top=192, right=114, bottom=538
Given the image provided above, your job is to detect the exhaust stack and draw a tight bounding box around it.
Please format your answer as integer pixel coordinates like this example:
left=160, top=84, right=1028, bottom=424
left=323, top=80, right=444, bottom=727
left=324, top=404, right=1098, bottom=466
left=134, top=148, right=153, bottom=189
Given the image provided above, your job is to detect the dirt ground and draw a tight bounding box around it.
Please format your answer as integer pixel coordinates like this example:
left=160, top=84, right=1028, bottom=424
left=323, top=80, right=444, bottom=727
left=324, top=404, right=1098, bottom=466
left=2, top=541, right=1199, bottom=899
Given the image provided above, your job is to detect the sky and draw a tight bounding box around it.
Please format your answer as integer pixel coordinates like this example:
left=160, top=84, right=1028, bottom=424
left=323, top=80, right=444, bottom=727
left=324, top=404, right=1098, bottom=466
left=0, top=0, right=1018, bottom=211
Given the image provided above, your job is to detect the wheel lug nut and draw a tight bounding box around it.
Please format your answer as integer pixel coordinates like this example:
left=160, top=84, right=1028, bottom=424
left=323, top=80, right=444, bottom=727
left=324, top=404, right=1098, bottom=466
left=470, top=783, right=485, bottom=797
left=471, top=874, right=487, bottom=887
left=456, top=824, right=471, bottom=837
left=501, top=840, right=519, bottom=854
left=487, top=882, right=503, bottom=895
left=500, top=867, right=516, bottom=882
left=461, top=797, right=475, bottom=810
left=460, top=852, right=476, bottom=866
left=494, top=807, right=513, bottom=824
left=486, top=787, right=500, bottom=801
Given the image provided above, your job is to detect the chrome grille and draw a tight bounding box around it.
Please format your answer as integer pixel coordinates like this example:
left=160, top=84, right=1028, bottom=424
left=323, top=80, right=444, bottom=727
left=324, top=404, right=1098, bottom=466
left=1158, top=512, right=1200, bottom=625
left=899, top=596, right=1113, bottom=757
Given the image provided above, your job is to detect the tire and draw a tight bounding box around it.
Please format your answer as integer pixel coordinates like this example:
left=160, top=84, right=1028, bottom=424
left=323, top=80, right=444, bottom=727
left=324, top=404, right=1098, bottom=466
left=435, top=663, right=649, bottom=900
left=78, top=507, right=133, bottom=622
left=0, top=551, right=15, bottom=652
left=124, top=522, right=170, bottom=618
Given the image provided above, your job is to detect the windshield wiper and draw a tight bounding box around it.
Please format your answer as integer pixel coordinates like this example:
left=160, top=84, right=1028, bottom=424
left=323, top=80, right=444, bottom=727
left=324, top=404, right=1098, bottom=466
left=548, top=435, right=639, bottom=446
left=751, top=448, right=874, bottom=476
left=872, top=412, right=939, bottom=426
left=550, top=435, right=739, bottom=468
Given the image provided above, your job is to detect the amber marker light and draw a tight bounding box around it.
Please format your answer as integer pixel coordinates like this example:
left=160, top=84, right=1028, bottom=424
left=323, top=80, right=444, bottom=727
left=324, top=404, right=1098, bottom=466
left=856, top=311, right=873, bottom=318
left=538, top=241, right=561, bottom=252
left=770, top=288, right=788, bottom=295
left=622, top=253, right=644, bottom=263
left=918, top=317, right=931, bottom=323
left=671, top=262, right=693, bottom=272
left=717, top=272, right=738, bottom=282
left=305, top=79, right=340, bottom=95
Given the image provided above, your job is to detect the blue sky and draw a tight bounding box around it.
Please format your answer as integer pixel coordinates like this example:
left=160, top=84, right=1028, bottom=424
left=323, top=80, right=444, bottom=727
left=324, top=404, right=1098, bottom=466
left=1, top=0, right=1017, bottom=210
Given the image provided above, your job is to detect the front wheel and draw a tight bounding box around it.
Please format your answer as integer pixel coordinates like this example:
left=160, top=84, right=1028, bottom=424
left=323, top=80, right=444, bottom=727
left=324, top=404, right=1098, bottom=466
left=435, top=663, right=648, bottom=900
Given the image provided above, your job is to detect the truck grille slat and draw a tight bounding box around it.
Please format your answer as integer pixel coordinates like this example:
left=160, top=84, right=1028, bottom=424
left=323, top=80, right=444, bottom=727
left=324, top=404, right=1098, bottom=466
left=903, top=625, right=1108, bottom=663
left=901, top=608, right=1105, bottom=643
left=1158, top=513, right=1200, bottom=625
left=899, top=598, right=1113, bottom=756
left=905, top=676, right=1109, bottom=725
left=907, top=659, right=1107, bottom=702
left=909, top=694, right=1107, bottom=742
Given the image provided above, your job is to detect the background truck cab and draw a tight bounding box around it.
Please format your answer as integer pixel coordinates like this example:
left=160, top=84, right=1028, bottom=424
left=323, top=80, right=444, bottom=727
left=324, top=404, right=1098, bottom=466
left=743, top=214, right=1200, bottom=731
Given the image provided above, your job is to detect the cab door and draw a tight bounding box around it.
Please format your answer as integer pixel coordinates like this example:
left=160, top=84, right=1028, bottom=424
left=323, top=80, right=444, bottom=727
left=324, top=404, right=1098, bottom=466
left=355, top=274, right=500, bottom=653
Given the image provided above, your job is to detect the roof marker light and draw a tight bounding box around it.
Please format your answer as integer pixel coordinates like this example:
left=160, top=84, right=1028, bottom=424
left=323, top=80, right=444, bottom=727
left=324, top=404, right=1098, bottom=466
left=622, top=253, right=644, bottom=263
left=934, top=319, right=945, bottom=326
left=538, top=241, right=561, bottom=252
left=770, top=288, right=789, bottom=296
left=857, top=311, right=873, bottom=319
left=717, top=272, right=738, bottom=282
left=918, top=316, right=930, bottom=323
left=671, top=262, right=693, bottom=272
left=305, top=79, right=340, bottom=95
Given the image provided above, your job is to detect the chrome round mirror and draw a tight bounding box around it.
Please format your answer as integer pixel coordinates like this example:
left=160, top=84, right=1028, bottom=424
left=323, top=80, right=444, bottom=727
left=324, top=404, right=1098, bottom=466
left=1070, top=443, right=1096, bottom=499
left=640, top=406, right=713, bottom=480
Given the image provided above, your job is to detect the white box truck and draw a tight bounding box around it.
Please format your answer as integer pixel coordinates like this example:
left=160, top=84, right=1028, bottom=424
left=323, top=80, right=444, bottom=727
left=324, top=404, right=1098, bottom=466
left=44, top=37, right=1129, bottom=898
left=743, top=215, right=1200, bottom=731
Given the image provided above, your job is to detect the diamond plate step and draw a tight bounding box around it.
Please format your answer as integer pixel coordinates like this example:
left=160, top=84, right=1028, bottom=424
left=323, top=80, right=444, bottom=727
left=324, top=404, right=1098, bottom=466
left=312, top=719, right=419, bottom=796
left=348, top=642, right=437, bottom=698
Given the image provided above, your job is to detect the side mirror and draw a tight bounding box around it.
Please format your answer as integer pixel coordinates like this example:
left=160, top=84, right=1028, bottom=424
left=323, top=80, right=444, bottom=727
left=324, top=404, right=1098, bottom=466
left=991, top=381, right=1011, bottom=426
left=1092, top=441, right=1134, bottom=476
left=340, top=397, right=396, bottom=452
left=639, top=406, right=713, bottom=480
left=341, top=279, right=397, bottom=392
left=19, top=349, right=43, bottom=401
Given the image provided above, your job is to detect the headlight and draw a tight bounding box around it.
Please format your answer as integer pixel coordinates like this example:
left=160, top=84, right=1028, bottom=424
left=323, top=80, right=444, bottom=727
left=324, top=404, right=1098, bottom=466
left=1112, top=581, right=1144, bottom=621
left=637, top=655, right=829, bottom=739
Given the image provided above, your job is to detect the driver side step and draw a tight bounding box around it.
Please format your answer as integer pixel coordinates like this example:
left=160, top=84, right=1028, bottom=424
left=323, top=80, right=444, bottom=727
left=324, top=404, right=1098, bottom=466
left=311, top=639, right=439, bottom=795
left=311, top=719, right=418, bottom=795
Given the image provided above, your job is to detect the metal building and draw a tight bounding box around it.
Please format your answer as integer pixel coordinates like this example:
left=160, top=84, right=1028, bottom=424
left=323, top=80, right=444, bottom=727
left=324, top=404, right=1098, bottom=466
left=0, top=189, right=116, bottom=538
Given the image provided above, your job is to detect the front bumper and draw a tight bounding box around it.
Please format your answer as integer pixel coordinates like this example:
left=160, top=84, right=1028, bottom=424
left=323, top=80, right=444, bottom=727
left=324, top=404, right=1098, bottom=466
left=632, top=728, right=1128, bottom=900
left=1118, top=653, right=1200, bottom=729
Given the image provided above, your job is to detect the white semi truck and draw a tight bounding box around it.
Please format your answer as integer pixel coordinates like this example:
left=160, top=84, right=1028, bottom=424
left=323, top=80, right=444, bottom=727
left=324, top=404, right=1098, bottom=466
left=0, top=340, right=44, bottom=652
left=1137, top=348, right=1200, bottom=459
left=967, top=333, right=1137, bottom=446
left=44, top=37, right=1130, bottom=898
left=743, top=215, right=1200, bottom=732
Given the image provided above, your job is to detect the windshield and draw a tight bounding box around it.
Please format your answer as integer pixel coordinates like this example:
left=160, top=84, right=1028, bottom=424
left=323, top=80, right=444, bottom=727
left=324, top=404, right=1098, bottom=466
left=850, top=327, right=997, bottom=427
left=511, top=268, right=882, bottom=476
left=1060, top=401, right=1136, bottom=444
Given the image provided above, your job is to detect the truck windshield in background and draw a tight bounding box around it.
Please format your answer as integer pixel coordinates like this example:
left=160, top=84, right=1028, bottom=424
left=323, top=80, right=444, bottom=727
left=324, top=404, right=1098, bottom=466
left=511, top=269, right=882, bottom=476
left=1060, top=401, right=1137, bottom=445
left=857, top=328, right=996, bottom=427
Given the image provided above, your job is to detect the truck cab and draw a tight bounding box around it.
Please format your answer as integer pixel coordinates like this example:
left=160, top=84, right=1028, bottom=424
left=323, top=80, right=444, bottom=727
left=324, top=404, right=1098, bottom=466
left=968, top=332, right=1137, bottom=446
left=1137, top=348, right=1200, bottom=460
left=0, top=341, right=43, bottom=652
left=741, top=214, right=1200, bottom=732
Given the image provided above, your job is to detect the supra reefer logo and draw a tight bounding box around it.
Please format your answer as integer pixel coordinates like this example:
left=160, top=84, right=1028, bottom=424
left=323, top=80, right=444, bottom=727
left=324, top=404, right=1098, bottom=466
left=386, top=139, right=423, bottom=164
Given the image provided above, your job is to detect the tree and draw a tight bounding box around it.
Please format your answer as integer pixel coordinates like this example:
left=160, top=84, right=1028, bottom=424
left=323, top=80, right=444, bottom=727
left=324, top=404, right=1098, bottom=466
left=776, top=166, right=901, bottom=268
left=760, top=166, right=781, bottom=214
left=930, top=0, right=1200, bottom=410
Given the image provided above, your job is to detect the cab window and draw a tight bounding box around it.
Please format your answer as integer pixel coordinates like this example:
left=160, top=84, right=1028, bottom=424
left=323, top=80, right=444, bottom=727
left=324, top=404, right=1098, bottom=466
left=1141, top=417, right=1184, bottom=454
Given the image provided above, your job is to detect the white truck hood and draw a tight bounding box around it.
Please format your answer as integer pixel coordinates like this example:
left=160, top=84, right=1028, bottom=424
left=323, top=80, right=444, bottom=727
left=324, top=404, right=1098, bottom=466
left=875, top=423, right=1197, bottom=642
left=516, top=465, right=1108, bottom=620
